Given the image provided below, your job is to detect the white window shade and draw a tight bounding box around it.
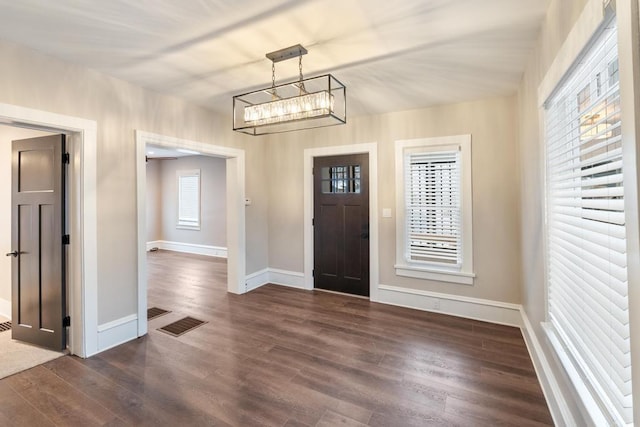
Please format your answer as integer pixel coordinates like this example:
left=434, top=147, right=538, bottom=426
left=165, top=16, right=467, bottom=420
left=395, top=135, right=474, bottom=285
left=545, top=17, right=631, bottom=425
left=177, top=169, right=200, bottom=230
left=405, top=149, right=461, bottom=265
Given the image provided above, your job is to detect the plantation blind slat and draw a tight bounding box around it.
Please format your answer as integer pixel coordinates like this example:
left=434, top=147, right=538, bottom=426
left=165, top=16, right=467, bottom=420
left=544, top=18, right=632, bottom=425
left=177, top=170, right=200, bottom=228
left=404, top=149, right=461, bottom=266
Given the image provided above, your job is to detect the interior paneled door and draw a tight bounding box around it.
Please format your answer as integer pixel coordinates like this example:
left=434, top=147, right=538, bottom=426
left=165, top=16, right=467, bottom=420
left=313, top=154, right=369, bottom=297
left=8, top=135, right=66, bottom=351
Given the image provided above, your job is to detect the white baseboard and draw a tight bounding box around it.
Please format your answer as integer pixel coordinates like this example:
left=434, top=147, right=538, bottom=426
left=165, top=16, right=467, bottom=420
left=377, top=284, right=522, bottom=327
left=243, top=276, right=521, bottom=327
left=146, top=240, right=162, bottom=251
left=97, top=314, right=139, bottom=353
left=147, top=240, right=227, bottom=258
left=0, top=298, right=10, bottom=320
left=267, top=269, right=306, bottom=290
left=243, top=268, right=306, bottom=293
left=245, top=268, right=269, bottom=292
left=520, top=311, right=576, bottom=427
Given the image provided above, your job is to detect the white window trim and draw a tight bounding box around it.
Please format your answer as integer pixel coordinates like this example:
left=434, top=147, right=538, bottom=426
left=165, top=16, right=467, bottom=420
left=395, top=135, right=474, bottom=285
left=538, top=1, right=640, bottom=425
left=177, top=169, right=201, bottom=230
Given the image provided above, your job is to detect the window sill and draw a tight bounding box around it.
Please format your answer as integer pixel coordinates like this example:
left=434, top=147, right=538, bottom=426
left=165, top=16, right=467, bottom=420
left=394, top=264, right=475, bottom=285
left=542, top=323, right=610, bottom=426
left=176, top=224, right=200, bottom=231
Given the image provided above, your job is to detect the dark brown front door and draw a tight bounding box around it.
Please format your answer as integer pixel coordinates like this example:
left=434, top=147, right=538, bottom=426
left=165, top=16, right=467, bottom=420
left=9, top=135, right=66, bottom=351
left=313, top=154, right=369, bottom=297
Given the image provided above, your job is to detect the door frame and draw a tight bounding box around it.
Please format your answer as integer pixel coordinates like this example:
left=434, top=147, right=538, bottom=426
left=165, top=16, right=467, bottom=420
left=0, top=102, right=98, bottom=358
left=135, top=131, right=246, bottom=336
left=303, top=143, right=379, bottom=301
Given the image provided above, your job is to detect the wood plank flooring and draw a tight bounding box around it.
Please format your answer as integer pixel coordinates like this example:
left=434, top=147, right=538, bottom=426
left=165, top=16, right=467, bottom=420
left=0, top=250, right=553, bottom=426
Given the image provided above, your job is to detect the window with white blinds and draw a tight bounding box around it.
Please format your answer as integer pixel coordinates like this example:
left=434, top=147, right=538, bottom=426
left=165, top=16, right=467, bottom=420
left=405, top=149, right=461, bottom=265
left=395, top=135, right=473, bottom=285
left=177, top=169, right=201, bottom=230
left=544, top=17, right=631, bottom=426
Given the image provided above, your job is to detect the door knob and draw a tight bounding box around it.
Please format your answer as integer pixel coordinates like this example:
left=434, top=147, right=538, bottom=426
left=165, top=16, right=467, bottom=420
left=5, top=251, right=18, bottom=257
left=361, top=223, right=369, bottom=240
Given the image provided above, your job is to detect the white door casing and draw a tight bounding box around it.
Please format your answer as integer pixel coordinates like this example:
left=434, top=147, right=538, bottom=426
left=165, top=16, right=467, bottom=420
left=0, top=102, right=98, bottom=358
left=135, top=130, right=246, bottom=336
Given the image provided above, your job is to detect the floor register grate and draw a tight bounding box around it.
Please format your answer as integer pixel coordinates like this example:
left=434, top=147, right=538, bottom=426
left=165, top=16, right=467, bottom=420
left=0, top=321, right=11, bottom=332
left=158, top=316, right=207, bottom=337
left=147, top=307, right=171, bottom=320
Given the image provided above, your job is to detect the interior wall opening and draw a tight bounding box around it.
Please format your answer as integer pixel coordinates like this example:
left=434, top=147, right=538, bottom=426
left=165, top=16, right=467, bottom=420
left=0, top=124, right=72, bottom=377
left=144, top=146, right=228, bottom=317
left=135, top=130, right=246, bottom=338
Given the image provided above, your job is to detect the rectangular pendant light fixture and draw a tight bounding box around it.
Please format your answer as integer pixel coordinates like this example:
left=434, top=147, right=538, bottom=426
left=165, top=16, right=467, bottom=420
left=233, top=45, right=346, bottom=136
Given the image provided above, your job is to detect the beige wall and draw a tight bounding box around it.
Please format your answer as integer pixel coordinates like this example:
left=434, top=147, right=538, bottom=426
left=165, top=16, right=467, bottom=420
left=0, top=39, right=269, bottom=324
left=517, top=0, right=589, bottom=423
left=0, top=125, right=53, bottom=317
left=0, top=8, right=612, bottom=404
left=266, top=95, right=522, bottom=303
left=148, top=155, right=226, bottom=247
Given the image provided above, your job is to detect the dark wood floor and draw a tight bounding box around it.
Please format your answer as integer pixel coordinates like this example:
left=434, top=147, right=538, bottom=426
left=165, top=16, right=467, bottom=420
left=0, top=250, right=553, bottom=426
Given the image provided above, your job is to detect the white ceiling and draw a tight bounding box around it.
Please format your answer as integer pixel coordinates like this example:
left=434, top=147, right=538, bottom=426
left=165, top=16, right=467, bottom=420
left=0, top=0, right=550, bottom=117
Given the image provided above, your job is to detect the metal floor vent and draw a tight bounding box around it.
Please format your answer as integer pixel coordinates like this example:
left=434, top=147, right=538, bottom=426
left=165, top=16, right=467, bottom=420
left=0, top=321, right=11, bottom=332
left=158, top=317, right=207, bottom=337
left=147, top=307, right=171, bottom=320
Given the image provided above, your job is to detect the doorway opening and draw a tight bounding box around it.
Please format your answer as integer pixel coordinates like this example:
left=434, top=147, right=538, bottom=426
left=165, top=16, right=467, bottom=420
left=0, top=103, right=97, bottom=358
left=0, top=127, right=68, bottom=378
left=135, top=131, right=245, bottom=337
left=144, top=146, right=228, bottom=316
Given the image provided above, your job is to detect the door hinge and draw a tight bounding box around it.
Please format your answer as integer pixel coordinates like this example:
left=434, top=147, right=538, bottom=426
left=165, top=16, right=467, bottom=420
left=62, top=235, right=70, bottom=245
left=312, top=218, right=314, bottom=226
left=63, top=316, right=70, bottom=327
left=312, top=269, right=315, bottom=277
left=63, top=152, right=70, bottom=164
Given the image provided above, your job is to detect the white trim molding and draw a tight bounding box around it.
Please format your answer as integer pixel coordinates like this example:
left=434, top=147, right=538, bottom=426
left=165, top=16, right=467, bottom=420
left=97, top=314, right=138, bottom=353
left=136, top=130, right=246, bottom=340
left=520, top=310, right=576, bottom=427
left=536, top=2, right=640, bottom=424
left=268, top=269, right=306, bottom=290
left=0, top=298, right=10, bottom=320
left=147, top=241, right=227, bottom=258
left=378, top=284, right=522, bottom=327
left=0, top=102, right=98, bottom=358
left=618, top=0, right=640, bottom=424
left=245, top=268, right=269, bottom=292
left=394, top=135, right=474, bottom=285
left=538, top=0, right=608, bottom=105
left=394, top=265, right=475, bottom=285
left=303, top=143, right=380, bottom=301
left=244, top=268, right=306, bottom=292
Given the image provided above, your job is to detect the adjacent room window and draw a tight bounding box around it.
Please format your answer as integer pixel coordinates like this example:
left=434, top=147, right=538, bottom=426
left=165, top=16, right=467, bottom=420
left=395, top=135, right=474, bottom=285
left=177, top=169, right=201, bottom=230
left=544, top=17, right=631, bottom=426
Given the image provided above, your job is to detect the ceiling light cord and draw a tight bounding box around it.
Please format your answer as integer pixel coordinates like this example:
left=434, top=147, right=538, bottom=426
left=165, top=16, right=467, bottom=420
left=298, top=48, right=306, bottom=95
left=272, top=61, right=276, bottom=89
left=270, top=60, right=280, bottom=100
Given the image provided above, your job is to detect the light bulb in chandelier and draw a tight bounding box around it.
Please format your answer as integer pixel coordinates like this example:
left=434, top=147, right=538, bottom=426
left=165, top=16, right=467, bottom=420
left=233, top=44, right=346, bottom=135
